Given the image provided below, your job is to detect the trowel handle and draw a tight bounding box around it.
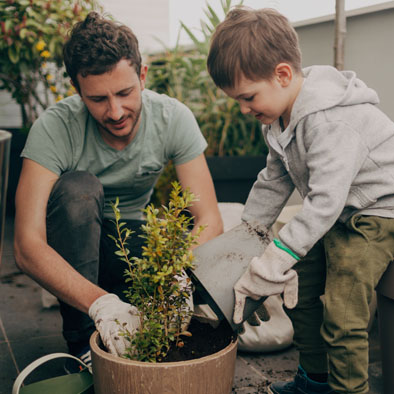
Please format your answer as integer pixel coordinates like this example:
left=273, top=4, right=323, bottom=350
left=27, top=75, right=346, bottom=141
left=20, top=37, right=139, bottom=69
left=242, top=296, right=268, bottom=322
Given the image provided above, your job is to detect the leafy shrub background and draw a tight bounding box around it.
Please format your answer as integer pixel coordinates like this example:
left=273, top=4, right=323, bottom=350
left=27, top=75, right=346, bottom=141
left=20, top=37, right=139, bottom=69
left=147, top=0, right=267, bottom=205
left=0, top=0, right=102, bottom=130
left=146, top=0, right=266, bottom=157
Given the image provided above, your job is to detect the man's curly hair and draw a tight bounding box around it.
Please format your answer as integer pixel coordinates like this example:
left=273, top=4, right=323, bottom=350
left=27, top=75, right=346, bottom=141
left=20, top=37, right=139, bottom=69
left=63, top=12, right=141, bottom=92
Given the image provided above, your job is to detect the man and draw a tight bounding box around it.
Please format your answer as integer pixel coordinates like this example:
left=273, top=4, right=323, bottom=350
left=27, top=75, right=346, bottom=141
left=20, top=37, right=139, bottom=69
left=13, top=12, right=223, bottom=368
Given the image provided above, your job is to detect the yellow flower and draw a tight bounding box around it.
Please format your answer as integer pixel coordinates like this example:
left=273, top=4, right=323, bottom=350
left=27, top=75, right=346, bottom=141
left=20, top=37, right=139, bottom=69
left=42, top=62, right=48, bottom=69
left=46, top=74, right=54, bottom=81
left=40, top=50, right=51, bottom=58
left=66, top=88, right=75, bottom=97
left=35, top=40, right=46, bottom=52
left=56, top=95, right=64, bottom=102
left=50, top=85, right=57, bottom=93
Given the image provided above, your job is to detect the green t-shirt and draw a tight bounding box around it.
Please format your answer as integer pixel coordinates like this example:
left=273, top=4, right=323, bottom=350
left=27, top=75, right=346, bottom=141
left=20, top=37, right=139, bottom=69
left=22, top=89, right=207, bottom=219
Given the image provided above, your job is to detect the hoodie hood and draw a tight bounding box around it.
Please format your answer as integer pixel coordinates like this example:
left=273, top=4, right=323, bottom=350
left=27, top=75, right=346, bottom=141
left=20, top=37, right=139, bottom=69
left=288, top=65, right=379, bottom=131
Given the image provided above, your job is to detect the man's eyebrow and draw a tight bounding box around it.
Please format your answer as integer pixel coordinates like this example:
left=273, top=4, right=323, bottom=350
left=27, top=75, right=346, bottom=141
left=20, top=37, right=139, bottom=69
left=86, top=86, right=134, bottom=99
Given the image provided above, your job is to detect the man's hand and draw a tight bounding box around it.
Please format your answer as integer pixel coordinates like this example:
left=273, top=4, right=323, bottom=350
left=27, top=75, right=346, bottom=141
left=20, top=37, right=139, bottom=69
left=88, top=293, right=140, bottom=357
left=233, top=239, right=299, bottom=324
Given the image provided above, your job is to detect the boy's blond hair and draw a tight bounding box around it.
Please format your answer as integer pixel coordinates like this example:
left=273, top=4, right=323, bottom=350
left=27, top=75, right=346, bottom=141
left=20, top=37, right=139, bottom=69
left=207, top=7, right=302, bottom=89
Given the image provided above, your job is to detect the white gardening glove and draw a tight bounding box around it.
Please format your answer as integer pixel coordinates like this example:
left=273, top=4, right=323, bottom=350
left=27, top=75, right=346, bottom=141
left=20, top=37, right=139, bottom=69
left=233, top=239, right=299, bottom=324
left=174, top=271, right=194, bottom=331
left=88, top=293, right=140, bottom=357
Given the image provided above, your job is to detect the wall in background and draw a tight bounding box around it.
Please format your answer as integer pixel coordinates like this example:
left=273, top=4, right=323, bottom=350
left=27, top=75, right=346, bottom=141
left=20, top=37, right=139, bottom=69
left=296, top=4, right=394, bottom=120
left=1, top=2, right=393, bottom=127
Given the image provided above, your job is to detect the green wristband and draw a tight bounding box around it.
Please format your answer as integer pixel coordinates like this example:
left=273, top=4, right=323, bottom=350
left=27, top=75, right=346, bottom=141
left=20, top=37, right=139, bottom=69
left=273, top=238, right=300, bottom=261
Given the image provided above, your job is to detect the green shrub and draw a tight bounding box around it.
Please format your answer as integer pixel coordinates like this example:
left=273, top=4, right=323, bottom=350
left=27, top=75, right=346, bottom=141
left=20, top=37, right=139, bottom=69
left=110, top=182, right=205, bottom=362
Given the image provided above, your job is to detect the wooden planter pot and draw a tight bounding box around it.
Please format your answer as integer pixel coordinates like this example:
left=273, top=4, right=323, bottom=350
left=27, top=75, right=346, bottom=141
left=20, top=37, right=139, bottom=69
left=90, top=331, right=238, bottom=394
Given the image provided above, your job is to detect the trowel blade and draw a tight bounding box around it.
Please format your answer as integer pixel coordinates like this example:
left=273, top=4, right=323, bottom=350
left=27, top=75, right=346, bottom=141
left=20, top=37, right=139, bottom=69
left=191, top=223, right=272, bottom=331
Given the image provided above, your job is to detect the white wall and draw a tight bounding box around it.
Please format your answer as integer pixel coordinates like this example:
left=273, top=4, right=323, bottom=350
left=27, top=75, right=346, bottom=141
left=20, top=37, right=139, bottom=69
left=100, top=0, right=170, bottom=55
left=296, top=4, right=394, bottom=121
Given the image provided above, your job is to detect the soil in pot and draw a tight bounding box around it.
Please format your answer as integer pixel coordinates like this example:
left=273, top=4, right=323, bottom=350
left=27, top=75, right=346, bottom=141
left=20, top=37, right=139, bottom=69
left=97, top=317, right=237, bottom=362
left=162, top=318, right=236, bottom=362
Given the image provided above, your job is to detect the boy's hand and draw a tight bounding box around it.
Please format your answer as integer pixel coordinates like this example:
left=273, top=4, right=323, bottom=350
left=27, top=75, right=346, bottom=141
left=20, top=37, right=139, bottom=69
left=88, top=293, right=140, bottom=357
left=233, top=239, right=299, bottom=324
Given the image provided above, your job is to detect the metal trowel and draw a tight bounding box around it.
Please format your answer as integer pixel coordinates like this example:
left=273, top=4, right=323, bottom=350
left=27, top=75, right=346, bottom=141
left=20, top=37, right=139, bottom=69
left=190, top=222, right=272, bottom=331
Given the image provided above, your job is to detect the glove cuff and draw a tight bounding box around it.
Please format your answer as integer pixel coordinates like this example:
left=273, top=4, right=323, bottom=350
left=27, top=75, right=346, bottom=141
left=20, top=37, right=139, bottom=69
left=88, top=293, right=119, bottom=319
left=273, top=238, right=300, bottom=261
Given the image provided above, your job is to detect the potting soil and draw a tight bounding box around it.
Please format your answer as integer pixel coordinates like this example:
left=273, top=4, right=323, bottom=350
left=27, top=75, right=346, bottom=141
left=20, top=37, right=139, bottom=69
left=161, top=318, right=236, bottom=362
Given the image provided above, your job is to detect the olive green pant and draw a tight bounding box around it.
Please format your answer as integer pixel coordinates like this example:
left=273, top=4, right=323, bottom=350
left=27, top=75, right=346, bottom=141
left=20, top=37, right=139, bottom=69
left=285, top=215, right=394, bottom=393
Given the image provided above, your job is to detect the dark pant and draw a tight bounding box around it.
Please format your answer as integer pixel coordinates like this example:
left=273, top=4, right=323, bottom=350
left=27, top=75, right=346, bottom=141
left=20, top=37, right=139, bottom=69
left=46, top=171, right=145, bottom=355
left=286, top=215, right=394, bottom=393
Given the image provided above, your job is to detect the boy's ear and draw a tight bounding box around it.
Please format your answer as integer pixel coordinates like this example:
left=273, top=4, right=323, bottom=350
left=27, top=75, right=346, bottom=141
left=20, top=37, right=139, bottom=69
left=274, top=63, right=293, bottom=87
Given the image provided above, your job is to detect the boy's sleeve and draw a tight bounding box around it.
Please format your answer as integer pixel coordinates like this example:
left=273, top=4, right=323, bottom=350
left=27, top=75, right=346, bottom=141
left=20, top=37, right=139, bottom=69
left=278, top=121, right=369, bottom=257
left=242, top=144, right=295, bottom=230
left=165, top=102, right=207, bottom=165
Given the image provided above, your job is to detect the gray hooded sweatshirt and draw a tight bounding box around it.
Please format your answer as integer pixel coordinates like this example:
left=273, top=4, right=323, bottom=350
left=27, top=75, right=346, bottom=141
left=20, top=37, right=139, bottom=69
left=242, top=65, right=394, bottom=257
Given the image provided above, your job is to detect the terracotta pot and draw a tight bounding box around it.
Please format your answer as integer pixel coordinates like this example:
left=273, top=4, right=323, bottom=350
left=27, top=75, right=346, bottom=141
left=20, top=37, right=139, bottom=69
left=90, top=331, right=237, bottom=394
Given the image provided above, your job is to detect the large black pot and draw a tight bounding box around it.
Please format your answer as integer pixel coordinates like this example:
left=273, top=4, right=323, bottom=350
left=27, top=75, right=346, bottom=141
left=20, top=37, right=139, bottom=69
left=206, top=155, right=267, bottom=204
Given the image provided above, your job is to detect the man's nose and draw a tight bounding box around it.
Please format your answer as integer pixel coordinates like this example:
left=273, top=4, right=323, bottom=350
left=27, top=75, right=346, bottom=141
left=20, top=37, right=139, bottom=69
left=107, top=98, right=124, bottom=120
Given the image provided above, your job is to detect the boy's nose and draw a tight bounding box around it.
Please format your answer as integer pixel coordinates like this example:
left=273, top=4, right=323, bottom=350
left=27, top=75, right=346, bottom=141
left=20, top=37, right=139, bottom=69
left=239, top=102, right=251, bottom=115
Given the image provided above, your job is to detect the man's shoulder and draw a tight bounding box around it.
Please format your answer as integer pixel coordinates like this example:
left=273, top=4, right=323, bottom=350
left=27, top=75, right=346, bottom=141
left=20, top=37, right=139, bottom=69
left=30, top=94, right=90, bottom=141
left=48, top=94, right=88, bottom=118
left=142, top=89, right=188, bottom=115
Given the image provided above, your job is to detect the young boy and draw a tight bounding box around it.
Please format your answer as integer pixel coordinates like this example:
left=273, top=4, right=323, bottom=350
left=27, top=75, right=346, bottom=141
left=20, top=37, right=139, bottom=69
left=207, top=7, right=394, bottom=394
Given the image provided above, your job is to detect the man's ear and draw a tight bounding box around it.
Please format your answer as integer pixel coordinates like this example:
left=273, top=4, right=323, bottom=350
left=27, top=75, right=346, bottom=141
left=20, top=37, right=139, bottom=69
left=274, top=63, right=293, bottom=87
left=139, top=65, right=148, bottom=90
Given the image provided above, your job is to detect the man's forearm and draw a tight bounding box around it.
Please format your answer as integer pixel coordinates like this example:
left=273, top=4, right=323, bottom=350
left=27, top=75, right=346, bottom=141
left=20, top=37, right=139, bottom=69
left=14, top=237, right=107, bottom=313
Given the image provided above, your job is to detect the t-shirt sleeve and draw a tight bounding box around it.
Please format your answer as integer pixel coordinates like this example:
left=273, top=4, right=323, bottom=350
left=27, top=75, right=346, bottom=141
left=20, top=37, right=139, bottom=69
left=166, top=101, right=207, bottom=165
left=21, top=108, right=76, bottom=175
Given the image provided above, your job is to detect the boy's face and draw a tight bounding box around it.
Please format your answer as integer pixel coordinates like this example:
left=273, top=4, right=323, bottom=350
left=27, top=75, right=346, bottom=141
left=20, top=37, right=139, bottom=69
left=77, top=59, right=147, bottom=149
left=222, top=64, right=295, bottom=127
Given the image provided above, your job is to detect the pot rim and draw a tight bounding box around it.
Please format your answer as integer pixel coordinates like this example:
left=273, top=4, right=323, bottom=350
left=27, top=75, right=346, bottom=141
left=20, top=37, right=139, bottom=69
left=0, top=130, right=12, bottom=142
left=90, top=330, right=238, bottom=367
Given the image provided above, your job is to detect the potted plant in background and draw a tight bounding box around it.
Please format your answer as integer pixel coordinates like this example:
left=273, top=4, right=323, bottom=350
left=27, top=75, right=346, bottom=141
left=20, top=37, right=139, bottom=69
left=147, top=0, right=268, bottom=206
left=90, top=182, right=237, bottom=393
left=0, top=0, right=102, bottom=214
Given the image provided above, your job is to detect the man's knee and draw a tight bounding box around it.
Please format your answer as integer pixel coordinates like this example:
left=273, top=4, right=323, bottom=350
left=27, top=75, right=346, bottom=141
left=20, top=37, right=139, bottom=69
left=48, top=171, right=104, bottom=224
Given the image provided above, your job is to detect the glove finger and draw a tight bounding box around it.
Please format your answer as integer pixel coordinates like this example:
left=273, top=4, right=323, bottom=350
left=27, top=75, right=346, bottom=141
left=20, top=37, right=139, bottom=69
left=283, top=271, right=298, bottom=309
left=255, top=302, right=270, bottom=322
left=112, top=337, right=128, bottom=357
left=233, top=292, right=247, bottom=324
left=237, top=324, right=246, bottom=335
left=99, top=329, right=119, bottom=356
left=245, top=311, right=260, bottom=327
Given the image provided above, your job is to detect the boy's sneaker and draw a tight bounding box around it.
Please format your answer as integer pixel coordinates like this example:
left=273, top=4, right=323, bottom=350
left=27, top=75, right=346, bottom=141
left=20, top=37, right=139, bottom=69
left=268, top=366, right=336, bottom=394
left=64, top=346, right=92, bottom=374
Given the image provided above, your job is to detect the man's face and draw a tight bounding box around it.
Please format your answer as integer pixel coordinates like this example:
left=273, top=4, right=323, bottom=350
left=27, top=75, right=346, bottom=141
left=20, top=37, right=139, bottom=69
left=77, top=59, right=147, bottom=149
